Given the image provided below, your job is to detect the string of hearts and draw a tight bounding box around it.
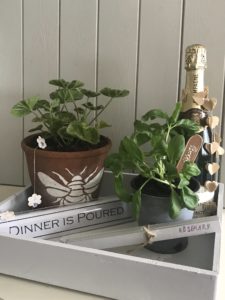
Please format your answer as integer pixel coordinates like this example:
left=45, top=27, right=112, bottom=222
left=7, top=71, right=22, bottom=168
left=192, top=87, right=224, bottom=192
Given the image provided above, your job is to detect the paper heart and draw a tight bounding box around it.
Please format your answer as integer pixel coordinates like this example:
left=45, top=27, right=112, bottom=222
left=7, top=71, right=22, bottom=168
left=207, top=116, right=220, bottom=129
left=202, top=98, right=217, bottom=111
left=206, top=162, right=220, bottom=175
left=193, top=96, right=205, bottom=106
left=204, top=142, right=220, bottom=154
left=217, top=146, right=225, bottom=156
left=194, top=91, right=207, bottom=98
left=204, top=86, right=209, bottom=96
left=204, top=181, right=218, bottom=192
left=214, top=133, right=222, bottom=143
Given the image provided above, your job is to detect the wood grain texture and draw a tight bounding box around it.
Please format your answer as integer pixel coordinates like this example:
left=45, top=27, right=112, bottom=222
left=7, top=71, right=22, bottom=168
left=182, top=0, right=225, bottom=187
left=23, top=0, right=59, bottom=184
left=136, top=0, right=183, bottom=118
left=97, top=0, right=139, bottom=152
left=0, top=0, right=225, bottom=188
left=0, top=234, right=218, bottom=300
left=0, top=0, right=23, bottom=185
left=60, top=0, right=98, bottom=87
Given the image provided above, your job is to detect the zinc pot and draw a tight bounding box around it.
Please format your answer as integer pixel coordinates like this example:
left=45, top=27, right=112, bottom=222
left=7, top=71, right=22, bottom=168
left=22, top=134, right=112, bottom=208
left=131, top=176, right=200, bottom=253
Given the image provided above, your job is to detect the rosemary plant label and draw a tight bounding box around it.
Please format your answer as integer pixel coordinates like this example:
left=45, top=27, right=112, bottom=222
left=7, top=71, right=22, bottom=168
left=176, top=134, right=203, bottom=172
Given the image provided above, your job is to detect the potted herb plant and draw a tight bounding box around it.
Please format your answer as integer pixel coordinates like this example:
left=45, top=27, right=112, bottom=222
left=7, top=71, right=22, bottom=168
left=11, top=79, right=129, bottom=208
left=105, top=103, right=201, bottom=253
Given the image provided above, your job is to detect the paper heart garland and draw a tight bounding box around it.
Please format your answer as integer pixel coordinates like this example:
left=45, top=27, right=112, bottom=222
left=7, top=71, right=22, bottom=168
left=204, top=181, right=218, bottom=192
left=206, top=162, right=220, bottom=175
left=202, top=98, right=217, bottom=111
left=204, top=142, right=220, bottom=154
left=214, top=132, right=222, bottom=143
left=217, top=146, right=225, bottom=156
left=204, top=86, right=209, bottom=96
left=207, top=116, right=220, bottom=129
left=193, top=96, right=205, bottom=106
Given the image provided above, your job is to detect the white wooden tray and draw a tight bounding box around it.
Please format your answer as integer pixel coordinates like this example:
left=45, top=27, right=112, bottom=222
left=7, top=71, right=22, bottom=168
left=0, top=173, right=223, bottom=300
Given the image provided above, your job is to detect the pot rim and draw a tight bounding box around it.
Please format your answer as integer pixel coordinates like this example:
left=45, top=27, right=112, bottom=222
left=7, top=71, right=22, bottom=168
left=21, top=134, right=112, bottom=158
left=131, top=175, right=200, bottom=198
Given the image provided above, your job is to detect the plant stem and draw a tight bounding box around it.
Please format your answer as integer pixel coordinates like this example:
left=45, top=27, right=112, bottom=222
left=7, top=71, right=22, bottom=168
left=165, top=125, right=171, bottom=143
left=151, top=176, right=176, bottom=189
left=68, top=89, right=79, bottom=120
left=89, top=97, right=113, bottom=125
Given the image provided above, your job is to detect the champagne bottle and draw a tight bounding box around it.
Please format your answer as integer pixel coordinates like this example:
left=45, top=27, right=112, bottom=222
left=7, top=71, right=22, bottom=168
left=180, top=44, right=212, bottom=185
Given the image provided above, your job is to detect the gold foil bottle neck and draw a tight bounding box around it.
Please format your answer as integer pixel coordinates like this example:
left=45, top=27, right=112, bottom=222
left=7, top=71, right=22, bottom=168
left=185, top=44, right=207, bottom=70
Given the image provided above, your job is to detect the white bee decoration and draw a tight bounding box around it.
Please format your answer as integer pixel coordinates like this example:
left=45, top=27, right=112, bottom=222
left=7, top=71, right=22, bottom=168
left=37, top=167, right=103, bottom=205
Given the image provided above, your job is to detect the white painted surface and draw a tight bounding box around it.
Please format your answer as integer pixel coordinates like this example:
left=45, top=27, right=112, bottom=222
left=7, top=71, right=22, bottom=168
left=0, top=0, right=224, bottom=187
left=0, top=185, right=224, bottom=300
left=0, top=0, right=23, bottom=185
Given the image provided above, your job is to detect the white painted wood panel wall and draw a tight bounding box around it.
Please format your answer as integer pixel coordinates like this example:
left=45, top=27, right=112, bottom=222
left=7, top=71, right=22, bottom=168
left=0, top=0, right=225, bottom=186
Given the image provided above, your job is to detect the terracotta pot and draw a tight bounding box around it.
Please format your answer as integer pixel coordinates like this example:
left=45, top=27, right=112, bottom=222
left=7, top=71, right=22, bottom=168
left=22, top=134, right=112, bottom=208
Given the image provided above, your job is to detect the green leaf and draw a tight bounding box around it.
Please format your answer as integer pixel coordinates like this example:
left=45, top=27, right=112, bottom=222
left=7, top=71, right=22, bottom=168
left=169, top=102, right=181, bottom=123
left=100, top=88, right=129, bottom=98
left=119, top=136, right=144, bottom=163
left=34, top=99, right=50, bottom=111
left=67, top=80, right=84, bottom=89
left=169, top=188, right=183, bottom=219
left=11, top=101, right=31, bottom=117
left=96, top=120, right=111, bottom=129
left=134, top=120, right=151, bottom=133
left=164, top=162, right=177, bottom=179
left=50, top=88, right=83, bottom=102
left=50, top=99, right=60, bottom=109
left=133, top=132, right=150, bottom=146
left=28, top=124, right=43, bottom=132
left=80, top=89, right=100, bottom=98
left=83, top=102, right=104, bottom=111
left=49, top=79, right=68, bottom=88
left=181, top=186, right=199, bottom=210
left=150, top=134, right=168, bottom=156
left=142, top=109, right=169, bottom=121
left=26, top=96, right=40, bottom=110
left=132, top=189, right=142, bottom=220
left=49, top=89, right=67, bottom=102
left=105, top=153, right=122, bottom=176
left=11, top=96, right=40, bottom=117
left=67, top=121, right=100, bottom=144
left=57, top=127, right=74, bottom=144
left=178, top=173, right=190, bottom=188
left=67, top=88, right=84, bottom=101
left=174, top=119, right=200, bottom=133
left=182, top=161, right=201, bottom=177
left=55, top=111, right=75, bottom=123
left=167, top=134, right=185, bottom=163
left=74, top=107, right=85, bottom=115
left=114, top=174, right=131, bottom=202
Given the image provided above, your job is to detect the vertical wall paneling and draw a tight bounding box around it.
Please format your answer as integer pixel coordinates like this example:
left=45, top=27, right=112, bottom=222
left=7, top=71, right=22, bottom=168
left=60, top=0, right=98, bottom=87
left=97, top=0, right=139, bottom=152
left=23, top=0, right=60, bottom=132
left=0, top=0, right=225, bottom=187
left=136, top=0, right=183, bottom=118
left=23, top=0, right=60, bottom=184
left=0, top=0, right=23, bottom=185
left=182, top=0, right=225, bottom=185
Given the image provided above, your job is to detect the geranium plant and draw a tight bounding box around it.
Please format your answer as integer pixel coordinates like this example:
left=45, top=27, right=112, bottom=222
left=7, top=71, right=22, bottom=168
left=11, top=79, right=129, bottom=151
left=105, top=102, right=201, bottom=219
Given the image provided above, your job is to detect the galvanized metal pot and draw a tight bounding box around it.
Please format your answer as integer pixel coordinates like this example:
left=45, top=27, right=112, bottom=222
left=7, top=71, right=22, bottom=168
left=131, top=176, right=200, bottom=253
